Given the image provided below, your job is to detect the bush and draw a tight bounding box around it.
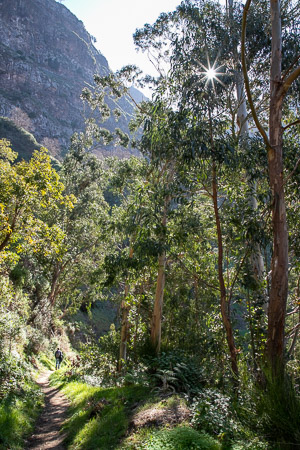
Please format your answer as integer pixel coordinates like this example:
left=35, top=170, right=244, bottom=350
left=0, top=381, right=43, bottom=449
left=0, top=353, right=43, bottom=449
left=25, top=327, right=50, bottom=355
left=139, top=426, right=221, bottom=450
left=147, top=351, right=205, bottom=395
left=254, top=375, right=300, bottom=446
left=38, top=352, right=55, bottom=371
left=75, top=325, right=120, bottom=385
left=0, top=353, right=32, bottom=399
left=191, top=388, right=238, bottom=441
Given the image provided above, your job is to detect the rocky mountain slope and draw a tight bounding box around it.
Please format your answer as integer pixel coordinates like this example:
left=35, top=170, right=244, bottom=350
left=0, top=0, right=142, bottom=158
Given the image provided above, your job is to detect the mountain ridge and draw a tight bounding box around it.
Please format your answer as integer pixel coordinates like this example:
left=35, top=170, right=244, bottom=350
left=0, top=0, right=142, bottom=158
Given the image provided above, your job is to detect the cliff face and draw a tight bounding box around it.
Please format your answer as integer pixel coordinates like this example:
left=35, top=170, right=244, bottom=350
left=0, top=0, right=138, bottom=157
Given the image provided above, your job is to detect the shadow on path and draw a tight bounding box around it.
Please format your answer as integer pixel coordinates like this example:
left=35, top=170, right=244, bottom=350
left=26, top=371, right=69, bottom=450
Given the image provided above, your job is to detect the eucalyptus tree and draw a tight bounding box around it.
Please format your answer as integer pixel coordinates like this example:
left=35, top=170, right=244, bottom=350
left=104, top=141, right=189, bottom=359
left=133, top=0, right=244, bottom=377
left=102, top=156, right=151, bottom=369
left=79, top=74, right=200, bottom=358
left=241, top=0, right=300, bottom=376
left=135, top=102, right=183, bottom=354
left=226, top=0, right=268, bottom=304
left=133, top=0, right=300, bottom=379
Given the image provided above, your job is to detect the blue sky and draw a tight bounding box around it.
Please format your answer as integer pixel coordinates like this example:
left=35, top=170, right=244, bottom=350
left=62, top=0, right=181, bottom=75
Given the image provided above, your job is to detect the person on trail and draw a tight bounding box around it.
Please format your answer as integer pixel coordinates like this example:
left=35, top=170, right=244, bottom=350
left=55, top=347, right=63, bottom=370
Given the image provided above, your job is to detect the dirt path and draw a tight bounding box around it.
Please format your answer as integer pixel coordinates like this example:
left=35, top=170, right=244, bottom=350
left=25, top=371, right=69, bottom=450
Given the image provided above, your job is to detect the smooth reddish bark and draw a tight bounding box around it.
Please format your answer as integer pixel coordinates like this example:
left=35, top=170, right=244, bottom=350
left=265, top=0, right=288, bottom=375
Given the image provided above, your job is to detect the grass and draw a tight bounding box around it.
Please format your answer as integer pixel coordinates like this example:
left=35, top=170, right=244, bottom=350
left=38, top=352, right=56, bottom=371
left=50, top=371, right=151, bottom=449
left=0, top=381, right=43, bottom=450
left=50, top=371, right=222, bottom=450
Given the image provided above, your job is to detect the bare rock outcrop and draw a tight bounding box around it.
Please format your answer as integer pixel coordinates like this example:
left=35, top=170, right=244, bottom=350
left=0, top=0, right=140, bottom=157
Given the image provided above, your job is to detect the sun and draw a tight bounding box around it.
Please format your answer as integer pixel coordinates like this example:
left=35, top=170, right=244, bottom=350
left=206, top=68, right=216, bottom=80
left=197, top=57, right=225, bottom=93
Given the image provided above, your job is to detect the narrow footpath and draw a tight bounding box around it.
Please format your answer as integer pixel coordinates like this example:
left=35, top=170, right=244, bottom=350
left=26, top=371, right=69, bottom=450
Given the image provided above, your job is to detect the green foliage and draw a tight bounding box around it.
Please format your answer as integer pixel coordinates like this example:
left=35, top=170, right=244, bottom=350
left=50, top=375, right=150, bottom=450
left=0, top=273, right=32, bottom=373
left=253, top=375, right=300, bottom=446
left=0, top=355, right=43, bottom=449
left=0, top=278, right=28, bottom=351
left=135, top=426, right=221, bottom=450
left=147, top=351, right=205, bottom=396
left=0, top=391, right=43, bottom=450
left=0, top=354, right=28, bottom=400
left=78, top=325, right=120, bottom=385
left=191, top=389, right=237, bottom=440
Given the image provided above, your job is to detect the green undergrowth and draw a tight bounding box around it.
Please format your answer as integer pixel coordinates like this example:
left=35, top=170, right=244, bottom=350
left=38, top=352, right=56, bottom=371
left=120, top=426, right=221, bottom=449
left=50, top=370, right=151, bottom=449
left=50, top=371, right=221, bottom=449
left=0, top=374, right=43, bottom=450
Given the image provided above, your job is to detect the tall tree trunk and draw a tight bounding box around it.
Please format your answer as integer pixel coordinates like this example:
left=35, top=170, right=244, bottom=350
left=235, top=71, right=249, bottom=135
left=150, top=197, right=169, bottom=354
left=48, top=265, right=61, bottom=306
left=236, top=72, right=265, bottom=294
left=266, top=0, right=288, bottom=376
left=241, top=0, right=300, bottom=377
left=212, top=161, right=239, bottom=380
left=208, top=96, right=238, bottom=379
left=118, top=246, right=134, bottom=372
left=118, top=284, right=131, bottom=371
left=151, top=251, right=166, bottom=353
left=133, top=295, right=141, bottom=361
left=232, top=5, right=265, bottom=308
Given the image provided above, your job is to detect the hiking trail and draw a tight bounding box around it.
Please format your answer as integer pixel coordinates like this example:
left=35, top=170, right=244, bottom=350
left=26, top=371, right=69, bottom=450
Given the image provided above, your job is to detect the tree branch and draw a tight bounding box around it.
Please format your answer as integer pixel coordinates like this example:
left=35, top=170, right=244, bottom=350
left=285, top=322, right=300, bottom=338
left=287, top=327, right=299, bottom=359
left=286, top=307, right=299, bottom=317
left=283, top=119, right=300, bottom=131
left=172, top=255, right=220, bottom=291
left=241, top=0, right=270, bottom=148
left=284, top=157, right=300, bottom=185
left=282, top=54, right=300, bottom=81
left=280, top=65, right=300, bottom=97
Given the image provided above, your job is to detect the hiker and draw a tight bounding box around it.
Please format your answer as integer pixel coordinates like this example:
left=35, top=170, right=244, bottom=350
left=55, top=347, right=63, bottom=370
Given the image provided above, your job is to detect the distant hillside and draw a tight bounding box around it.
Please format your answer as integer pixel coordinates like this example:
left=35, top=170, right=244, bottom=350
left=0, top=0, right=143, bottom=158
left=68, top=301, right=117, bottom=349
left=0, top=116, right=60, bottom=168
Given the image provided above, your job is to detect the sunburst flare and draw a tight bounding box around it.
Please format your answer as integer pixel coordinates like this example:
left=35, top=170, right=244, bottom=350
left=197, top=57, right=225, bottom=93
